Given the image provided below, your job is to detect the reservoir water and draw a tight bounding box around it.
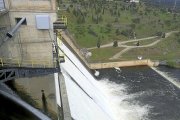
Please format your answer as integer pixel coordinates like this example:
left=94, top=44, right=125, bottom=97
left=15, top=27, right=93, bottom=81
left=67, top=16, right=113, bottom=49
left=144, top=0, right=180, bottom=10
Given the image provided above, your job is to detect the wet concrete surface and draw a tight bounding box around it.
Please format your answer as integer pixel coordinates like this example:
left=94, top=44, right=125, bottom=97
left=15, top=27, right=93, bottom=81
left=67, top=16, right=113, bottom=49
left=14, top=74, right=57, bottom=117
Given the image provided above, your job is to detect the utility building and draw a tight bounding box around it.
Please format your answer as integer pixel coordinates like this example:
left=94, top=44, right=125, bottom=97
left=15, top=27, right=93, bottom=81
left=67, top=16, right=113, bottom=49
left=0, top=0, right=57, bottom=67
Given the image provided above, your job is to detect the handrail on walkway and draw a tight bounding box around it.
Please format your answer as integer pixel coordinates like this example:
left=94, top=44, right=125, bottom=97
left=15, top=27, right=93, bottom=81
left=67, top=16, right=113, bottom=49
left=58, top=16, right=68, bottom=26
left=0, top=57, right=57, bottom=68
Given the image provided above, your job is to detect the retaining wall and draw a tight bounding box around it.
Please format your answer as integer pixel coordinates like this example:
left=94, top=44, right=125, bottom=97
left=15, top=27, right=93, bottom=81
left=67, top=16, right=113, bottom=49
left=60, top=31, right=159, bottom=70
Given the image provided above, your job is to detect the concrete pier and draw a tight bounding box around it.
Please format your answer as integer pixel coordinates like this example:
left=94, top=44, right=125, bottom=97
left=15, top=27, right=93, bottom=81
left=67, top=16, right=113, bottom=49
left=89, top=59, right=159, bottom=69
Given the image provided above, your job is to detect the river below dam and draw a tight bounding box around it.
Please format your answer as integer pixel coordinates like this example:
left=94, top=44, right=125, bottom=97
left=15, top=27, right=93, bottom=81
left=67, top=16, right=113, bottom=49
left=95, top=66, right=180, bottom=120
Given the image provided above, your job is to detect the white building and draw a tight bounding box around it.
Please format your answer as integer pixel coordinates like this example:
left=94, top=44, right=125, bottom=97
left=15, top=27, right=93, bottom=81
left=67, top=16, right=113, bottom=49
left=0, top=0, right=57, bottom=66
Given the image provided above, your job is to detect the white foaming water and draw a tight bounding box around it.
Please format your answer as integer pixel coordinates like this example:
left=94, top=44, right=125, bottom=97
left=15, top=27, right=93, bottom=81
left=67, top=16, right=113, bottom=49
left=96, top=79, right=150, bottom=120
left=151, top=67, right=180, bottom=89
left=60, top=42, right=149, bottom=120
left=94, top=70, right=100, bottom=77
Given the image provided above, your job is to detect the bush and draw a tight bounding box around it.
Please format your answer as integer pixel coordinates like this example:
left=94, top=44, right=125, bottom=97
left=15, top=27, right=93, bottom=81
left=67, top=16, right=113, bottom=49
left=156, top=31, right=163, bottom=37
left=121, top=29, right=133, bottom=37
left=132, top=18, right=140, bottom=24
left=162, top=33, right=166, bottom=38
left=97, top=40, right=101, bottom=48
left=88, top=28, right=98, bottom=37
left=113, top=41, right=118, bottom=47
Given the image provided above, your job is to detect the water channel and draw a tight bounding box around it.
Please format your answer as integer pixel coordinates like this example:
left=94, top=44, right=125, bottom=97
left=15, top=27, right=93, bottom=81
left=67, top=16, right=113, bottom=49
left=95, top=66, right=180, bottom=120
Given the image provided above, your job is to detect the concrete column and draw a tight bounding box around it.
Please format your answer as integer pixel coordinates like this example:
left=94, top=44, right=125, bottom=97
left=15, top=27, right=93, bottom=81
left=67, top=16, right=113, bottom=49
left=58, top=74, right=72, bottom=120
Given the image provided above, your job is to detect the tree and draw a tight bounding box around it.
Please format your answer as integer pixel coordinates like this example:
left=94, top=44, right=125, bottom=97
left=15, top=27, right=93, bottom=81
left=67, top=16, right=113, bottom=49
left=118, top=10, right=121, bottom=17
left=97, top=39, right=101, bottom=48
left=132, top=18, right=140, bottom=24
left=162, top=33, right=166, bottom=38
left=73, top=8, right=78, bottom=16
left=116, top=29, right=120, bottom=35
left=99, top=15, right=103, bottom=22
left=130, top=23, right=136, bottom=30
left=121, top=29, right=133, bottom=38
left=156, top=31, right=163, bottom=37
left=102, top=7, right=105, bottom=14
left=106, top=23, right=112, bottom=32
left=173, top=13, right=177, bottom=20
left=70, top=4, right=73, bottom=8
left=114, top=17, right=118, bottom=22
left=67, top=7, right=70, bottom=13
left=164, top=20, right=171, bottom=26
left=113, top=40, right=118, bottom=47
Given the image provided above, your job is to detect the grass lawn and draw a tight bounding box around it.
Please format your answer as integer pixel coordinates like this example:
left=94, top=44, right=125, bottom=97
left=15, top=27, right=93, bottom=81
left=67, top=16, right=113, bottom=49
left=124, top=37, right=159, bottom=46
left=122, top=33, right=180, bottom=61
left=89, top=47, right=124, bottom=63
left=59, top=0, right=180, bottom=48
left=58, top=0, right=180, bottom=63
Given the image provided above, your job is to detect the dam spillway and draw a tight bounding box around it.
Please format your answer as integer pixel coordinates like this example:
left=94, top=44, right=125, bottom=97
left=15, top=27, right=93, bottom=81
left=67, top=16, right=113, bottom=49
left=58, top=40, right=180, bottom=120
left=58, top=42, right=152, bottom=120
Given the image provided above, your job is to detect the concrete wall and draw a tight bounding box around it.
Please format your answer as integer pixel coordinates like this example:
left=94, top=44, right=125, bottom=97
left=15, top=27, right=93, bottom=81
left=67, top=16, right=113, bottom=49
left=0, top=13, right=10, bottom=27
left=0, top=0, right=57, bottom=66
left=8, top=12, right=56, bottom=61
left=8, top=0, right=56, bottom=11
left=89, top=59, right=159, bottom=69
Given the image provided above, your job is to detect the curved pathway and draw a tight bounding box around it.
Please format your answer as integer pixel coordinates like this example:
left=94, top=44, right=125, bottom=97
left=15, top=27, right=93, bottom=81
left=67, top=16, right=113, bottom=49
left=110, top=31, right=179, bottom=59
left=87, top=31, right=179, bottom=60
left=87, top=36, right=158, bottom=50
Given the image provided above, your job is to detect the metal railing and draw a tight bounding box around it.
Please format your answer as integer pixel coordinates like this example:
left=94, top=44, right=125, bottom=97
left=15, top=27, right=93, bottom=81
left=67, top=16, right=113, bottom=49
left=0, top=57, right=57, bottom=68
left=57, top=16, right=68, bottom=26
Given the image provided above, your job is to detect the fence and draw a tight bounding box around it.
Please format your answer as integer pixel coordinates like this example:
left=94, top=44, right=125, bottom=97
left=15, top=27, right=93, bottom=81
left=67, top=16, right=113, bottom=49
left=0, top=57, right=57, bottom=68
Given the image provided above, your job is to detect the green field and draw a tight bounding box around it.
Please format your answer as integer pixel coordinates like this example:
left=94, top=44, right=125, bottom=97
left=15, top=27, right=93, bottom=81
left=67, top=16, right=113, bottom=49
left=124, top=37, right=160, bottom=46
left=89, top=47, right=124, bottom=62
left=123, top=33, right=180, bottom=61
left=58, top=0, right=180, bottom=64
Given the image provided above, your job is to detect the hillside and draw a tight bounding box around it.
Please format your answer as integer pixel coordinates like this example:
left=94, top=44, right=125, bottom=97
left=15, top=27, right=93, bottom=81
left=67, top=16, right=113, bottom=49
left=58, top=0, right=180, bottom=66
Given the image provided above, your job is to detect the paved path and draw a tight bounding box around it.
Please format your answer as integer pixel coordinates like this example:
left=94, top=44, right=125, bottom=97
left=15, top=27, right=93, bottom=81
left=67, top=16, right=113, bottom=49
left=86, top=31, right=178, bottom=60
left=87, top=36, right=158, bottom=50
left=109, top=31, right=179, bottom=59
left=109, top=48, right=131, bottom=60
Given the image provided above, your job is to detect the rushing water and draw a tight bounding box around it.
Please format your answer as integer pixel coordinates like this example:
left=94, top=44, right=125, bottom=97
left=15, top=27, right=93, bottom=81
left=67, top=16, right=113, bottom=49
left=59, top=41, right=180, bottom=120
left=1, top=40, right=179, bottom=120
left=96, top=66, right=180, bottom=120
left=157, top=66, right=180, bottom=82
left=60, top=42, right=115, bottom=120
